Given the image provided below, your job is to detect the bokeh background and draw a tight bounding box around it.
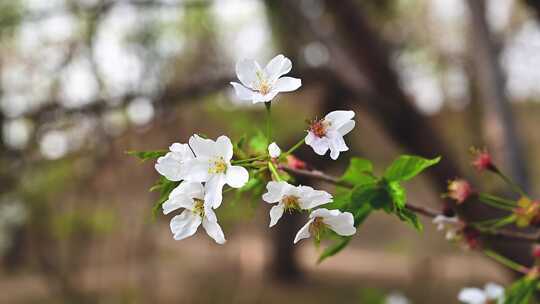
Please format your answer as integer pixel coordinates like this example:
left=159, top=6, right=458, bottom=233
left=1, top=0, right=540, bottom=303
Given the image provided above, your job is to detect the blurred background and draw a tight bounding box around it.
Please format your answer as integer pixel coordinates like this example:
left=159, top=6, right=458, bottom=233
left=1, top=0, right=540, bottom=303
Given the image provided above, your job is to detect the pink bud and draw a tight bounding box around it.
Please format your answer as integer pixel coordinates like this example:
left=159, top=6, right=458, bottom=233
left=471, top=149, right=495, bottom=172
left=286, top=155, right=307, bottom=170
left=464, top=226, right=480, bottom=249
left=447, top=179, right=473, bottom=204
left=532, top=245, right=540, bottom=259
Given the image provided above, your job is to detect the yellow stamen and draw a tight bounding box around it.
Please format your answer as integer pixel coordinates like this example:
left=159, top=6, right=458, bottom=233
left=193, top=199, right=205, bottom=217
left=309, top=217, right=327, bottom=241
left=209, top=157, right=227, bottom=174
left=282, top=195, right=300, bottom=211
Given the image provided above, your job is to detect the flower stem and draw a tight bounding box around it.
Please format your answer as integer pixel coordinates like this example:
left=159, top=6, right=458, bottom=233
left=284, top=138, right=305, bottom=156
left=231, top=155, right=267, bottom=165
left=493, top=168, right=527, bottom=197
left=265, top=102, right=272, bottom=141
left=478, top=193, right=517, bottom=211
left=268, top=161, right=282, bottom=181
left=484, top=249, right=529, bottom=274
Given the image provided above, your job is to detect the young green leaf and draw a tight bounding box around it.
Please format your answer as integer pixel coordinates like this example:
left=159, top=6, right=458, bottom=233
left=318, top=236, right=351, bottom=263
left=351, top=182, right=392, bottom=210
left=396, top=208, right=423, bottom=231
left=386, top=181, right=406, bottom=209
left=384, top=155, right=440, bottom=182
left=248, top=131, right=269, bottom=154
left=127, top=150, right=167, bottom=161
left=504, top=277, right=537, bottom=304
left=151, top=178, right=179, bottom=218
left=341, top=157, right=375, bottom=185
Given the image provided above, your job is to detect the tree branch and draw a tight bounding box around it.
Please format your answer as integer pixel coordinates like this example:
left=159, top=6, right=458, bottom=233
left=280, top=164, right=540, bottom=243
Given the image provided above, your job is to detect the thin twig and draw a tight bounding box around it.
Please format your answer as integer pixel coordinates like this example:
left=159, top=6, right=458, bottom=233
left=280, top=164, right=540, bottom=243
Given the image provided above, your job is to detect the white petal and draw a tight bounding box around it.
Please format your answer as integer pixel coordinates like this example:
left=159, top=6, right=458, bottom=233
left=189, top=134, right=216, bottom=158
left=181, top=159, right=210, bottom=182
left=205, top=174, right=226, bottom=208
left=162, top=182, right=203, bottom=214
left=251, top=90, right=280, bottom=104
left=268, top=142, right=281, bottom=158
left=262, top=181, right=294, bottom=203
left=458, top=288, right=487, bottom=304
left=169, top=143, right=195, bottom=159
left=337, top=120, right=355, bottom=136
left=264, top=54, right=292, bottom=83
left=325, top=110, right=355, bottom=129
left=236, top=59, right=259, bottom=88
left=202, top=216, right=226, bottom=244
left=169, top=181, right=205, bottom=199
left=269, top=203, right=285, bottom=227
left=155, top=152, right=183, bottom=181
left=328, top=133, right=348, bottom=160
left=305, top=131, right=316, bottom=145
left=204, top=204, right=217, bottom=222
left=310, top=208, right=337, bottom=218
left=230, top=82, right=254, bottom=101
left=225, top=165, right=249, bottom=188
left=170, top=210, right=202, bottom=241
left=216, top=135, right=234, bottom=161
left=162, top=196, right=194, bottom=215
left=484, top=283, right=504, bottom=300
left=274, top=77, right=301, bottom=93
left=305, top=134, right=329, bottom=156
left=321, top=210, right=356, bottom=236
left=297, top=186, right=333, bottom=209
left=294, top=219, right=314, bottom=244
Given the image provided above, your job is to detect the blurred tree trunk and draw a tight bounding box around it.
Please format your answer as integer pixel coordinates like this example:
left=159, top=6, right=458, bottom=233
left=466, top=0, right=529, bottom=191
left=321, top=0, right=462, bottom=191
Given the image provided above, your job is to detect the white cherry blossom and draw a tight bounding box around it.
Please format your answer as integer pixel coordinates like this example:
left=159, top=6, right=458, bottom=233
left=433, top=215, right=462, bottom=240
left=230, top=54, right=301, bottom=104
left=181, top=135, right=249, bottom=209
left=305, top=110, right=356, bottom=160
left=155, top=143, right=194, bottom=181
left=458, top=283, right=505, bottom=304
left=294, top=208, right=356, bottom=244
left=268, top=142, right=281, bottom=158
left=262, top=181, right=332, bottom=227
left=163, top=181, right=225, bottom=244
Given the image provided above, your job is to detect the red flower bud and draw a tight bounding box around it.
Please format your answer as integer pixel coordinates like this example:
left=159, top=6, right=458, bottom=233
left=447, top=179, right=473, bottom=204
left=286, top=155, right=307, bottom=170
left=471, top=148, right=495, bottom=172
left=532, top=245, right=540, bottom=259
left=463, top=226, right=480, bottom=250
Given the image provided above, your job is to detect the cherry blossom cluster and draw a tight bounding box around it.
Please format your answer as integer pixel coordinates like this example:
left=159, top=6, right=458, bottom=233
left=154, top=55, right=357, bottom=245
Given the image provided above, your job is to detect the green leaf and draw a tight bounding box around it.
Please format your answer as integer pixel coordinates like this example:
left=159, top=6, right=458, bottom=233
left=151, top=178, right=179, bottom=218
left=504, top=277, right=537, bottom=304
left=386, top=181, right=406, bottom=209
left=318, top=236, right=351, bottom=263
left=351, top=182, right=392, bottom=210
left=248, top=131, right=268, bottom=154
left=396, top=208, right=423, bottom=231
left=326, top=186, right=352, bottom=210
left=127, top=150, right=167, bottom=161
left=341, top=158, right=375, bottom=185
left=352, top=203, right=372, bottom=226
left=383, top=155, right=440, bottom=182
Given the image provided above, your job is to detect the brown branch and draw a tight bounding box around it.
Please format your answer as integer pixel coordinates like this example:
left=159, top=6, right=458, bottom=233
left=280, top=164, right=540, bottom=243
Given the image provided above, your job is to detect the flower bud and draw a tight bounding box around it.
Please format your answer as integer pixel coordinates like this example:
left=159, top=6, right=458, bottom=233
left=463, top=226, right=480, bottom=250
left=515, top=197, right=540, bottom=228
left=532, top=244, right=540, bottom=260
left=471, top=148, right=496, bottom=172
left=286, top=155, right=307, bottom=170
left=447, top=179, right=473, bottom=204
